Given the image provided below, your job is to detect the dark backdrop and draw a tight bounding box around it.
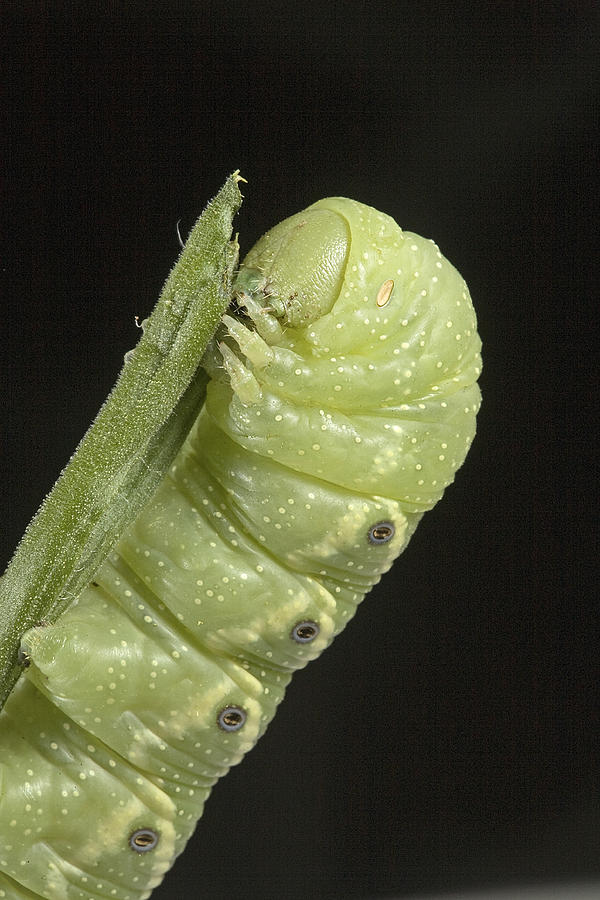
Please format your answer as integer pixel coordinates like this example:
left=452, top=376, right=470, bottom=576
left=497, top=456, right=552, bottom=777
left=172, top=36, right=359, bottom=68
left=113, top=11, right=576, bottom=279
left=1, top=2, right=597, bottom=898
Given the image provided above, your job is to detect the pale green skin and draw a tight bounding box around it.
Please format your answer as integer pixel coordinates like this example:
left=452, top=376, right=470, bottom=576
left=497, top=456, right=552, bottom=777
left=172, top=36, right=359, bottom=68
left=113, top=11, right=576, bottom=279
left=0, top=198, right=481, bottom=899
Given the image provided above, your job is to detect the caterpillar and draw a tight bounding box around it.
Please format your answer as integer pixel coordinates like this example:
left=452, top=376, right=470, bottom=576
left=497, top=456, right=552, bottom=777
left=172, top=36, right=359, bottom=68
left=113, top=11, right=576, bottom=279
left=0, top=195, right=482, bottom=899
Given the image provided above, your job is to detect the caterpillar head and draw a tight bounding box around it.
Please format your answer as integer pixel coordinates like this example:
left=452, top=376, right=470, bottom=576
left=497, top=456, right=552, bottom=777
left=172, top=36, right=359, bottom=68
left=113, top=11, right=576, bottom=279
left=233, top=205, right=350, bottom=328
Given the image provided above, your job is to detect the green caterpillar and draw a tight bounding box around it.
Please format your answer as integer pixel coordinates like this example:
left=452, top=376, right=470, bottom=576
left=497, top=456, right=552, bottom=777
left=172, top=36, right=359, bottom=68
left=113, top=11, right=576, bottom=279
left=0, top=196, right=481, bottom=899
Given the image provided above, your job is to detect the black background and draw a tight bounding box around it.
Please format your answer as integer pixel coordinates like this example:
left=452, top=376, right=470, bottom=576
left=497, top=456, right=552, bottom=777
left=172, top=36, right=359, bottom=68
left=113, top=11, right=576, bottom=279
left=1, top=2, right=597, bottom=898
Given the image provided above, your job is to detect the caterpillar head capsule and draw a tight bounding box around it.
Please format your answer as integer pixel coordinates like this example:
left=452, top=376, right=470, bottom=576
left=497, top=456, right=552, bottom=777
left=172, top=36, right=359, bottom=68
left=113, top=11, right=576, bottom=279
left=234, top=207, right=350, bottom=328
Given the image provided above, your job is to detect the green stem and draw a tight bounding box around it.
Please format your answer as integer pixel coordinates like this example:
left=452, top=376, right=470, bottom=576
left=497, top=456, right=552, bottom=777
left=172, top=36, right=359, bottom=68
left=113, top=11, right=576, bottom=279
left=0, top=172, right=243, bottom=709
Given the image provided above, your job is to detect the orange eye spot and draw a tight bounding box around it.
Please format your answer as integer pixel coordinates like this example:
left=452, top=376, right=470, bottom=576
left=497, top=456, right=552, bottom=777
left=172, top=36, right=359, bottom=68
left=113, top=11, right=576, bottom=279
left=376, top=279, right=394, bottom=307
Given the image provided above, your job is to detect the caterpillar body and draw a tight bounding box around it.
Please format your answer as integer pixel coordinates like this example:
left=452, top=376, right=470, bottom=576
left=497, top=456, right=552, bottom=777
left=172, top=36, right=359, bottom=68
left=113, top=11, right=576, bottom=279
left=0, top=197, right=481, bottom=899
